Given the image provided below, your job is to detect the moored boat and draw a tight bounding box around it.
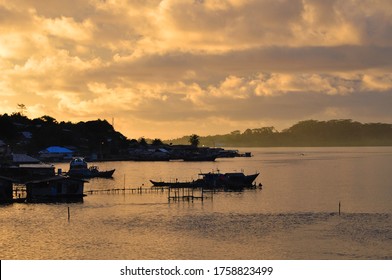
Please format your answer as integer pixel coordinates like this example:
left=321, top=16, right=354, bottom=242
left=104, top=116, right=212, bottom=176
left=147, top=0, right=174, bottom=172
left=149, top=180, right=195, bottom=188
left=150, top=170, right=259, bottom=190
left=196, top=171, right=259, bottom=189
left=67, top=158, right=115, bottom=178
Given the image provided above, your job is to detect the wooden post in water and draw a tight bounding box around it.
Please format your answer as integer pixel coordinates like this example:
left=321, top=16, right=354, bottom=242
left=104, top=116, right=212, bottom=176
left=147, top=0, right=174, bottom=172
left=68, top=207, right=70, bottom=221
left=338, top=201, right=341, bottom=216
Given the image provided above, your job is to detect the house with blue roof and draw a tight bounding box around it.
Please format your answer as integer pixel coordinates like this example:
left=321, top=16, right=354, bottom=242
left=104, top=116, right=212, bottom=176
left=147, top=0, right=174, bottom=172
left=39, top=146, right=74, bottom=161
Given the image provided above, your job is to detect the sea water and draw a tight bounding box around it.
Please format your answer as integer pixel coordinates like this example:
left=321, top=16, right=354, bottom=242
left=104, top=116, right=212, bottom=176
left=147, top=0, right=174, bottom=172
left=1, top=147, right=391, bottom=259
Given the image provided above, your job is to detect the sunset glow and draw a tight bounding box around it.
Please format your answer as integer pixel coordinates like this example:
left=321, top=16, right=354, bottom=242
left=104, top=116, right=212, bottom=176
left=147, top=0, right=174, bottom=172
left=1, top=0, right=392, bottom=139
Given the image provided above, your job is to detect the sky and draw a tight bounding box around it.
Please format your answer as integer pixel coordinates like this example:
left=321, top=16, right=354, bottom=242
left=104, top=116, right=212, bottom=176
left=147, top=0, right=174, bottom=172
left=1, top=0, right=392, bottom=139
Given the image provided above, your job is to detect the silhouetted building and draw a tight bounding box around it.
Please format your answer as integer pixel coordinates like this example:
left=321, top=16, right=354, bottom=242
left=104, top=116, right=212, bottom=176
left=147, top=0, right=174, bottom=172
left=0, top=176, right=14, bottom=203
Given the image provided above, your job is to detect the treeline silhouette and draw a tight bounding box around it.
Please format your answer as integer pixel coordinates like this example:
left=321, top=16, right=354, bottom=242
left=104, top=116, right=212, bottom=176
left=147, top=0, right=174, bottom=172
left=169, top=120, right=392, bottom=147
left=2, top=113, right=392, bottom=152
left=0, top=113, right=129, bottom=156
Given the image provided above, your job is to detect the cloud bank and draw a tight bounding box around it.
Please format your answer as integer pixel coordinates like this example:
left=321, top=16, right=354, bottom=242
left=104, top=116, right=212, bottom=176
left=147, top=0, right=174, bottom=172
left=1, top=0, right=392, bottom=138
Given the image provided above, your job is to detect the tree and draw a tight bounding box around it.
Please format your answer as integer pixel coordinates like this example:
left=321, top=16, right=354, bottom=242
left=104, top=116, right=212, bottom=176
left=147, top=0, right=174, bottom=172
left=40, top=115, right=58, bottom=124
left=243, top=129, right=253, bottom=135
left=17, top=104, right=27, bottom=116
left=189, top=134, right=200, bottom=147
left=0, top=115, right=18, bottom=141
left=151, top=138, right=163, bottom=146
left=138, top=137, right=148, bottom=146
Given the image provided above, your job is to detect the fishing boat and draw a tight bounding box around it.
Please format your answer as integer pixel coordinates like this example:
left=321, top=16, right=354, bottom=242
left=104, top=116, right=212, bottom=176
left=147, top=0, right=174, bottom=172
left=197, top=171, right=259, bottom=189
left=67, top=158, right=115, bottom=178
left=150, top=170, right=259, bottom=190
left=149, top=180, right=195, bottom=188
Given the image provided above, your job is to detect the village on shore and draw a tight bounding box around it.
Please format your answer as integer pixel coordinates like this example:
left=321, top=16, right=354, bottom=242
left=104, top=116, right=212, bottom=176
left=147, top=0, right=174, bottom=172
left=0, top=113, right=250, bottom=204
left=0, top=140, right=251, bottom=204
left=0, top=112, right=249, bottom=164
left=2, top=111, right=392, bottom=203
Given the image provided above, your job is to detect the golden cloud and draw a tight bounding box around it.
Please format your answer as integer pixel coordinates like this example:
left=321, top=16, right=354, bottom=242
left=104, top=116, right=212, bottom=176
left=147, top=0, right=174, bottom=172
left=1, top=0, right=392, bottom=138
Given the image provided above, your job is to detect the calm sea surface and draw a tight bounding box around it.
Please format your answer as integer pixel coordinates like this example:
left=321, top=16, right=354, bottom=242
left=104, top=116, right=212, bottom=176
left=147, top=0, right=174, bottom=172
left=1, top=147, right=392, bottom=259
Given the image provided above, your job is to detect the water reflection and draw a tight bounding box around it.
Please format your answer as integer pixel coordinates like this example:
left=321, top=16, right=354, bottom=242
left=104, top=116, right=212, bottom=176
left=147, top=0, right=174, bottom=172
left=1, top=147, right=392, bottom=259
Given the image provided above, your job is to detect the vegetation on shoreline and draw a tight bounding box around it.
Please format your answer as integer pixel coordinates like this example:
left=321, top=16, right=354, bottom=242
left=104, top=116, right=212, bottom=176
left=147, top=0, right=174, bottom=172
left=1, top=113, right=392, bottom=158
left=167, top=119, right=392, bottom=147
left=0, top=113, right=130, bottom=157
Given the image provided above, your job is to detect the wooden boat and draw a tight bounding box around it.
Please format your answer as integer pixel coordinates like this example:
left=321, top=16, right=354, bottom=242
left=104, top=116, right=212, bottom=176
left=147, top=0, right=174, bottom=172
left=87, top=166, right=115, bottom=178
left=196, top=171, right=259, bottom=189
left=150, top=180, right=196, bottom=188
left=150, top=170, right=259, bottom=190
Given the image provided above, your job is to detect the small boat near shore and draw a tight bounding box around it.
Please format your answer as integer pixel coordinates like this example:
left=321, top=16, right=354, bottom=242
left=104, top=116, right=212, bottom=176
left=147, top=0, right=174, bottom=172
left=150, top=170, right=259, bottom=190
left=67, top=158, right=115, bottom=178
left=150, top=180, right=195, bottom=188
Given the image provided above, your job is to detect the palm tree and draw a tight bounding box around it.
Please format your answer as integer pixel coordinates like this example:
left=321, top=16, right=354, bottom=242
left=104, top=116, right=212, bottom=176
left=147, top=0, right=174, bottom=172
left=189, top=134, right=200, bottom=147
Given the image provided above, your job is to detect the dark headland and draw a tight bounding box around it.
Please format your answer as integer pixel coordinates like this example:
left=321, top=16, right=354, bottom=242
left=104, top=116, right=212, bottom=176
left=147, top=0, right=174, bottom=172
left=1, top=113, right=392, bottom=163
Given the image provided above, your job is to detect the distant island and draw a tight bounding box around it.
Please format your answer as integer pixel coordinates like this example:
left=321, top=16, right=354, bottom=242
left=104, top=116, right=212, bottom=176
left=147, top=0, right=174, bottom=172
left=1, top=113, right=392, bottom=163
left=167, top=119, right=392, bottom=147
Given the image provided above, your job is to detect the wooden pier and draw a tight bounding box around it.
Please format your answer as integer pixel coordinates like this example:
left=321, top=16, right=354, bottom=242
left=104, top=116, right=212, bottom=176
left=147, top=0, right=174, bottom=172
left=9, top=182, right=216, bottom=204
left=167, top=186, right=213, bottom=202
left=84, top=185, right=213, bottom=203
left=84, top=186, right=165, bottom=195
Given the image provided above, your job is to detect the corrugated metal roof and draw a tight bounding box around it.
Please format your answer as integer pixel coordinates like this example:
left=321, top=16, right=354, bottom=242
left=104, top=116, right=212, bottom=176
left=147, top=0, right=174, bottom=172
left=12, top=154, right=40, bottom=164
left=40, top=146, right=73, bottom=154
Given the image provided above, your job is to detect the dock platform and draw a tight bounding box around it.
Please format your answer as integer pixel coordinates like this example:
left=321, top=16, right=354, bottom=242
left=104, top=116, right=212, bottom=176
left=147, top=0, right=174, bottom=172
left=84, top=185, right=213, bottom=202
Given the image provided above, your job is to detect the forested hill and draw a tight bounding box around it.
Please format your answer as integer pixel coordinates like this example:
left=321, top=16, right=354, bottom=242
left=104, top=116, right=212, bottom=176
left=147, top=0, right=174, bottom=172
left=2, top=114, right=392, bottom=151
left=167, top=120, right=392, bottom=147
left=0, top=113, right=129, bottom=155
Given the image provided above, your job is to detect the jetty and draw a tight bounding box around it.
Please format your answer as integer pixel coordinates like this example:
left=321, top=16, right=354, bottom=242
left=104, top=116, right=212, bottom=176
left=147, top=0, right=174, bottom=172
left=84, top=186, right=158, bottom=195
left=167, top=185, right=213, bottom=202
left=84, top=185, right=214, bottom=202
